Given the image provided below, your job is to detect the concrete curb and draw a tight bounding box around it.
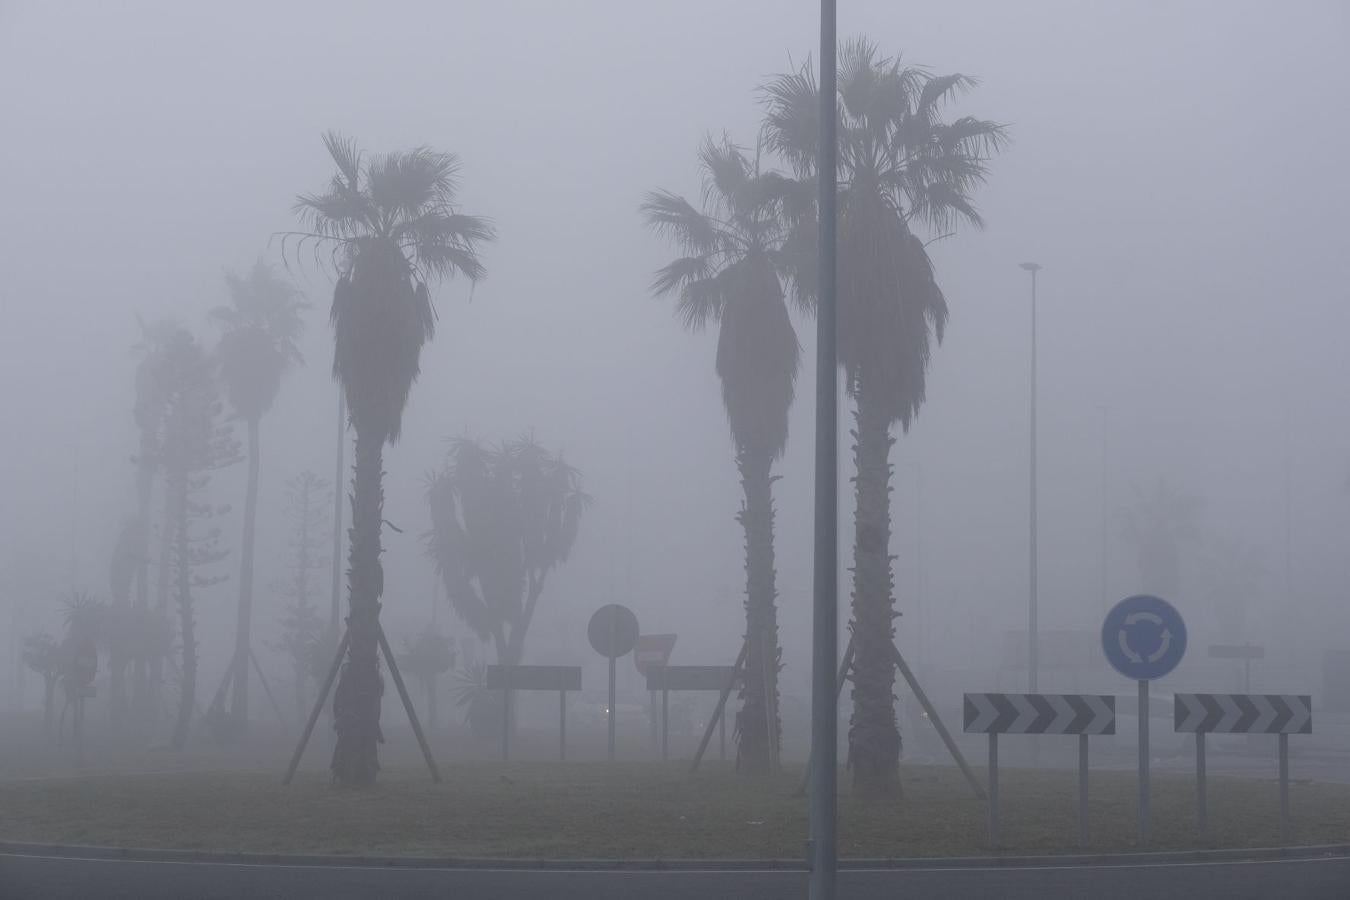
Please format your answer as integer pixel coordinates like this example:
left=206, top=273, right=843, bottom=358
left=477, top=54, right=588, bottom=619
left=2, top=841, right=1347, bottom=871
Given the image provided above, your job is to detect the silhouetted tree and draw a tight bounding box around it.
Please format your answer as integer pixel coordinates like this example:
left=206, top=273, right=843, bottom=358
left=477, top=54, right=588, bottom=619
left=270, top=471, right=330, bottom=723
left=288, top=132, right=494, bottom=785
left=130, top=317, right=179, bottom=722
left=763, top=39, right=1005, bottom=793
left=1121, top=478, right=1202, bottom=599
left=156, top=328, right=237, bottom=750
left=426, top=437, right=587, bottom=670
left=399, top=627, right=455, bottom=732
left=642, top=137, right=807, bottom=773
left=22, top=633, right=62, bottom=739
left=211, top=261, right=307, bottom=734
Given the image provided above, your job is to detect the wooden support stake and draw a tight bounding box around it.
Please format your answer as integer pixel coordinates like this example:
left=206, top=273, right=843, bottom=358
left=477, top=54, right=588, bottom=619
left=689, top=639, right=748, bottom=773
left=283, top=629, right=348, bottom=785
left=250, top=649, right=288, bottom=729
left=892, top=642, right=987, bottom=802
left=377, top=624, right=441, bottom=783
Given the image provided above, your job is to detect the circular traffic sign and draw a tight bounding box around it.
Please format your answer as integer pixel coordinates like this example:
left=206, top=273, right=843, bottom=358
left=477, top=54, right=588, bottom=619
left=588, top=604, right=639, bottom=659
left=1101, top=594, right=1187, bottom=681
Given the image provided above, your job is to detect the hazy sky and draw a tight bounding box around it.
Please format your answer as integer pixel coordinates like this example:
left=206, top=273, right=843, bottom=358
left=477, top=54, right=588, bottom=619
left=2, top=1, right=1348, bottom=697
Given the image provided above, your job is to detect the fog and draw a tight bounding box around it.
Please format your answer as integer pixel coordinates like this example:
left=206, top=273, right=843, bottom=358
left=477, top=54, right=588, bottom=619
left=2, top=0, right=1349, bottom=756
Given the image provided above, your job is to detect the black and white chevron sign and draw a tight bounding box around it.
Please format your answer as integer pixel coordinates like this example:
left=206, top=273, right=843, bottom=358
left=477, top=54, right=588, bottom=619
left=1174, top=694, right=1312, bottom=734
left=963, top=693, right=1115, bottom=735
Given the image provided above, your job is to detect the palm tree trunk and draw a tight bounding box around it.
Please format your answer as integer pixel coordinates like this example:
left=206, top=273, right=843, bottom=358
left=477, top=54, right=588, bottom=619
left=170, top=466, right=196, bottom=751
left=331, top=427, right=385, bottom=786
left=229, top=416, right=261, bottom=732
left=149, top=473, right=174, bottom=722
left=734, top=447, right=780, bottom=774
left=848, top=378, right=901, bottom=794
left=132, top=461, right=152, bottom=722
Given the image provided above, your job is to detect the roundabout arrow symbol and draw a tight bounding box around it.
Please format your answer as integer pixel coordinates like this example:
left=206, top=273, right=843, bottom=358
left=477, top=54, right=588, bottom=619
left=1118, top=629, right=1143, bottom=664
left=1147, top=629, right=1172, bottom=663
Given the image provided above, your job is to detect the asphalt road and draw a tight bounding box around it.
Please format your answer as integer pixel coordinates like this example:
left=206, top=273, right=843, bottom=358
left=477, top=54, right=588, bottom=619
left=3, top=850, right=1349, bottom=900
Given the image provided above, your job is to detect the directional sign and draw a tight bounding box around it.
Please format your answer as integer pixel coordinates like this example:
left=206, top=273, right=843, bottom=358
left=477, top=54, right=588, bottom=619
left=588, top=604, right=639, bottom=659
left=486, top=665, right=581, bottom=692
left=1101, top=594, right=1187, bottom=681
left=963, top=693, right=1115, bottom=735
left=1208, top=643, right=1264, bottom=660
left=1174, top=693, right=1311, bottom=734
left=646, top=665, right=741, bottom=693
left=634, top=633, right=677, bottom=676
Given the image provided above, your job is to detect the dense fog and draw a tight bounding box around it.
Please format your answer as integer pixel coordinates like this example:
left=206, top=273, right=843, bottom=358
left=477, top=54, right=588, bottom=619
left=2, top=0, right=1348, bottom=754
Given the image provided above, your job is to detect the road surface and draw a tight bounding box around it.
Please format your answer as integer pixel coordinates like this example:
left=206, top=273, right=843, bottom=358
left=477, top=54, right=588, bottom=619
left=3, top=847, right=1349, bottom=900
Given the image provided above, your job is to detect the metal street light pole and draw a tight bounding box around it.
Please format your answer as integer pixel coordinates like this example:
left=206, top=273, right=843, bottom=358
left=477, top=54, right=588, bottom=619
left=1019, top=262, right=1041, bottom=693
left=809, top=1, right=838, bottom=897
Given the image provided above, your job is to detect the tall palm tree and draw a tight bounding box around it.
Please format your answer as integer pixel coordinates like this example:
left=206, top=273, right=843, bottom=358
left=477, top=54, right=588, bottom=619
left=641, top=137, right=806, bottom=773
left=211, top=261, right=307, bottom=733
left=763, top=39, right=1006, bottom=792
left=289, top=132, right=494, bottom=785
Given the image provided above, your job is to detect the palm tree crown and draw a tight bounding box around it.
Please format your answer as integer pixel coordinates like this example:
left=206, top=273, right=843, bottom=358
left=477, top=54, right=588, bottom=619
left=641, top=137, right=806, bottom=460
left=289, top=131, right=495, bottom=443
left=762, top=37, right=1006, bottom=427
left=210, top=261, right=307, bottom=422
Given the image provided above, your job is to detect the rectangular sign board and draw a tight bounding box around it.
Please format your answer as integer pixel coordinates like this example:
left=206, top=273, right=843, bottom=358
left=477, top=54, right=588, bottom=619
left=964, top=692, right=1115, bottom=735
left=1207, top=643, right=1265, bottom=660
left=646, top=665, right=740, bottom=692
left=486, top=665, right=581, bottom=692
left=1174, top=693, right=1311, bottom=733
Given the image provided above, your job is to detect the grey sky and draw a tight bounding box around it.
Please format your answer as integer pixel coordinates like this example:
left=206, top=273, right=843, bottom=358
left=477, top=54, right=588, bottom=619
left=2, top=1, right=1348, bottom=694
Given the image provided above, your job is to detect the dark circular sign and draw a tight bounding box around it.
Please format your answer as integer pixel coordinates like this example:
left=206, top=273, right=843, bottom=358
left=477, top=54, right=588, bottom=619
left=588, top=604, right=639, bottom=659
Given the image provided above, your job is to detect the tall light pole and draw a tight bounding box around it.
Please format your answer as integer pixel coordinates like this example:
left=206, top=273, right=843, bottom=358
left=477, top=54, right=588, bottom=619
left=1098, top=404, right=1110, bottom=617
left=809, top=1, right=838, bottom=897
left=1019, top=262, right=1041, bottom=693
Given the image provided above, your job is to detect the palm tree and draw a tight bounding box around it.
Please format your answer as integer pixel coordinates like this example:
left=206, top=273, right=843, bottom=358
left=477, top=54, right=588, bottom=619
left=289, top=132, right=494, bottom=785
left=211, top=261, right=307, bottom=733
left=426, top=437, right=587, bottom=670
left=641, top=137, right=806, bottom=773
left=763, top=39, right=1006, bottom=792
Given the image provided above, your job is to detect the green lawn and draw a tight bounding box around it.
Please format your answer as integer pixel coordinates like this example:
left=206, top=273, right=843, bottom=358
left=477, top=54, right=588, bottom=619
left=2, top=763, right=1347, bottom=859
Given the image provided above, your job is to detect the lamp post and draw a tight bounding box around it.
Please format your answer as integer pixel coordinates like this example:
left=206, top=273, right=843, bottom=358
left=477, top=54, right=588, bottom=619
left=1019, top=262, right=1041, bottom=693
left=809, top=1, right=839, bottom=897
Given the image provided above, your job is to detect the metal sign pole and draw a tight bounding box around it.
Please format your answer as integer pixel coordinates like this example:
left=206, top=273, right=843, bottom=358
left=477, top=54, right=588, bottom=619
left=719, top=705, right=726, bottom=761
left=988, top=732, right=1000, bottom=846
left=1138, top=678, right=1150, bottom=843
left=661, top=687, right=669, bottom=762
left=607, top=653, right=617, bottom=763
left=559, top=689, right=566, bottom=762
left=1279, top=732, right=1290, bottom=841
left=1078, top=733, right=1089, bottom=846
left=1196, top=731, right=1207, bottom=839
left=501, top=669, right=511, bottom=763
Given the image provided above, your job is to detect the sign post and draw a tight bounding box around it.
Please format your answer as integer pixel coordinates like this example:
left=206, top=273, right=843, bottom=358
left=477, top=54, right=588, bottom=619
left=588, top=604, right=639, bottom=762
left=1175, top=692, right=1312, bottom=841
left=964, top=692, right=1115, bottom=847
left=1101, top=594, right=1187, bottom=844
left=486, top=665, right=582, bottom=762
left=646, top=665, right=742, bottom=763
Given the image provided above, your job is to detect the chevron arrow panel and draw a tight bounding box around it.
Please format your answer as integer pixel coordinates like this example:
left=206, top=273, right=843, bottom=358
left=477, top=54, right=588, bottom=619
left=1173, top=693, right=1312, bottom=734
left=963, top=693, right=1115, bottom=735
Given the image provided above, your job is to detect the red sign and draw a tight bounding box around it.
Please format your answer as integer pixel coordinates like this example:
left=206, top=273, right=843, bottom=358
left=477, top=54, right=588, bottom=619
left=634, top=633, right=677, bottom=676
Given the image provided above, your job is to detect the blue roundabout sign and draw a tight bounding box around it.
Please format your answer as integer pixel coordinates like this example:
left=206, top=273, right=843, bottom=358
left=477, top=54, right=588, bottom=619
left=1101, top=594, right=1187, bottom=681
